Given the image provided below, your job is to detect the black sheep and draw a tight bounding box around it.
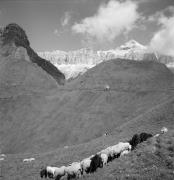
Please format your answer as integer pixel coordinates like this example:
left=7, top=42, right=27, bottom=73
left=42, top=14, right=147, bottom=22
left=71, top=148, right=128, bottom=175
left=89, top=154, right=103, bottom=173
left=40, top=168, right=47, bottom=178
left=139, top=132, right=153, bottom=143
left=129, top=134, right=141, bottom=150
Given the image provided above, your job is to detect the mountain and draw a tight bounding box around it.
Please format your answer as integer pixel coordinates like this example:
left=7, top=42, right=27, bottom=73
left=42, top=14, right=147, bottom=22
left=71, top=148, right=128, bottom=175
left=0, top=23, right=65, bottom=85
left=38, top=40, right=174, bottom=80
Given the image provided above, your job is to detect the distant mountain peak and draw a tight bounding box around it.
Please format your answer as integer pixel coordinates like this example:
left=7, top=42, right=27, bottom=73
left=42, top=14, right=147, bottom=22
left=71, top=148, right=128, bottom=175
left=118, top=39, right=147, bottom=50
left=38, top=39, right=174, bottom=80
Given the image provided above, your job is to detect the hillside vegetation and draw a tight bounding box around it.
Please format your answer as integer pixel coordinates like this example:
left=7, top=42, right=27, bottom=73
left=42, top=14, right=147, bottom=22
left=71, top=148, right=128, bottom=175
left=1, top=127, right=174, bottom=180
left=0, top=57, right=173, bottom=154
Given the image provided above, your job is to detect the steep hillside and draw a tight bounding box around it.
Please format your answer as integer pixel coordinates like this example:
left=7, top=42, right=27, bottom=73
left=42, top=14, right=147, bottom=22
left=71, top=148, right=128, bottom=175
left=66, top=59, right=174, bottom=91
left=0, top=57, right=173, bottom=154
left=0, top=23, right=65, bottom=85
left=1, top=114, right=174, bottom=180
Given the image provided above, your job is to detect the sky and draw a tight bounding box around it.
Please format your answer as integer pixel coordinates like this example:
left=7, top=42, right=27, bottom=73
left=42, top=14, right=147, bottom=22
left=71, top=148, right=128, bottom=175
left=0, top=0, right=174, bottom=55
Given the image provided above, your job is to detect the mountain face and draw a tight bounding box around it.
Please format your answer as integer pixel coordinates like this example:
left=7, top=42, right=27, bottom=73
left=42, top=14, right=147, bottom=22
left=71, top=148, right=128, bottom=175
left=38, top=40, right=174, bottom=79
left=38, top=40, right=174, bottom=66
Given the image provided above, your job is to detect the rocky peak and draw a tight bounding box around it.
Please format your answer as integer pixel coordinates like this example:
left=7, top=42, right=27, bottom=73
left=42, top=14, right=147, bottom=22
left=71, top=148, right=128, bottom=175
left=0, top=23, right=65, bottom=85
left=118, top=39, right=147, bottom=51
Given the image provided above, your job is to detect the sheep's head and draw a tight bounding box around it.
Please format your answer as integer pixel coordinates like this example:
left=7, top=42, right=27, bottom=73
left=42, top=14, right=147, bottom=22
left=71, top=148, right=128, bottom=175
left=40, top=168, right=47, bottom=178
left=161, top=127, right=168, bottom=134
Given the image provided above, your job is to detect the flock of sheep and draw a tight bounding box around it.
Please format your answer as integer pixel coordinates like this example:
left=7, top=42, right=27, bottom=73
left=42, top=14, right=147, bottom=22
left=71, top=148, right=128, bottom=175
left=40, top=127, right=168, bottom=180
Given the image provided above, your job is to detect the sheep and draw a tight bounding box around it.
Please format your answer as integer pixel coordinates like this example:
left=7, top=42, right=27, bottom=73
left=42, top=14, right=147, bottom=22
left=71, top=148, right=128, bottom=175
left=40, top=167, right=48, bottom=178
left=0, top=158, right=4, bottom=161
left=65, top=162, right=82, bottom=180
left=54, top=166, right=66, bottom=180
left=129, top=132, right=153, bottom=150
left=23, top=158, right=35, bottom=162
left=128, top=134, right=140, bottom=150
left=99, top=146, right=115, bottom=162
left=161, top=127, right=168, bottom=134
left=80, top=157, right=92, bottom=175
left=40, top=166, right=62, bottom=179
left=0, top=154, right=6, bottom=161
left=110, top=142, right=132, bottom=157
left=104, top=84, right=110, bottom=91
left=139, top=132, right=153, bottom=143
left=88, top=154, right=103, bottom=173
left=99, top=153, right=108, bottom=166
left=0, top=154, right=6, bottom=157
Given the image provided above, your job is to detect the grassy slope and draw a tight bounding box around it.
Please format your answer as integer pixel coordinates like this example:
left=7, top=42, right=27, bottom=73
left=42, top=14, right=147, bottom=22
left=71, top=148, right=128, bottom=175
left=0, top=59, right=174, bottom=154
left=0, top=59, right=174, bottom=179
left=1, top=119, right=174, bottom=180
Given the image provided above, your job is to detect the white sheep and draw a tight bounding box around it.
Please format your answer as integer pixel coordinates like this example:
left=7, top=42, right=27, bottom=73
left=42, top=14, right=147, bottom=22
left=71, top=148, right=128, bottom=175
left=65, top=162, right=82, bottom=179
left=53, top=166, right=66, bottom=179
left=110, top=142, right=131, bottom=156
left=0, top=157, right=4, bottom=161
left=45, top=166, right=63, bottom=178
left=23, top=158, right=35, bottom=162
left=99, top=146, right=115, bottom=158
left=161, top=127, right=168, bottom=134
left=0, top=154, right=6, bottom=157
left=80, top=157, right=91, bottom=174
left=104, top=84, right=110, bottom=91
left=100, top=153, right=108, bottom=166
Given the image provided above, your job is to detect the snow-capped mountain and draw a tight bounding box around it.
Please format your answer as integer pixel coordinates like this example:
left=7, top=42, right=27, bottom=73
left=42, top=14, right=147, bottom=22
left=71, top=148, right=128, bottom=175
left=38, top=40, right=174, bottom=79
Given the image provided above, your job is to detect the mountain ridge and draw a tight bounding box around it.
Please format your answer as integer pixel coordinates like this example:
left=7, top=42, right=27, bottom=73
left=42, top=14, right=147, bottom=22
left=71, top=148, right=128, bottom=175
left=38, top=40, right=174, bottom=80
left=38, top=40, right=174, bottom=66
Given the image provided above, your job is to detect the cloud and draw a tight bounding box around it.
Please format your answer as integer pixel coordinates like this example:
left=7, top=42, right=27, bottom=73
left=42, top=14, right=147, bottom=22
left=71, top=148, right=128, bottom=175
left=61, top=11, right=71, bottom=27
left=149, top=6, right=174, bottom=56
left=72, top=0, right=140, bottom=43
left=148, top=6, right=174, bottom=22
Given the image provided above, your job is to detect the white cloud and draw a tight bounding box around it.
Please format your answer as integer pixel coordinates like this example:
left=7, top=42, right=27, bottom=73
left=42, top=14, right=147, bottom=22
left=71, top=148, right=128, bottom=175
left=72, top=0, right=140, bottom=42
left=149, top=7, right=174, bottom=56
left=61, top=11, right=71, bottom=27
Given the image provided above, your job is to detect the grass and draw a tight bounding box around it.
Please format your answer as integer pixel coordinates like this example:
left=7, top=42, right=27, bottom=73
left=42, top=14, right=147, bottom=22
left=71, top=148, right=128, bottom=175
left=0, top=58, right=174, bottom=154
left=1, top=129, right=174, bottom=180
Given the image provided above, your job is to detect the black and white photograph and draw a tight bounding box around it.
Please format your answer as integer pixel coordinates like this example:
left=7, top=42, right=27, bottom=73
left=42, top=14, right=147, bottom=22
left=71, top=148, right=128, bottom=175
left=0, top=0, right=174, bottom=179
